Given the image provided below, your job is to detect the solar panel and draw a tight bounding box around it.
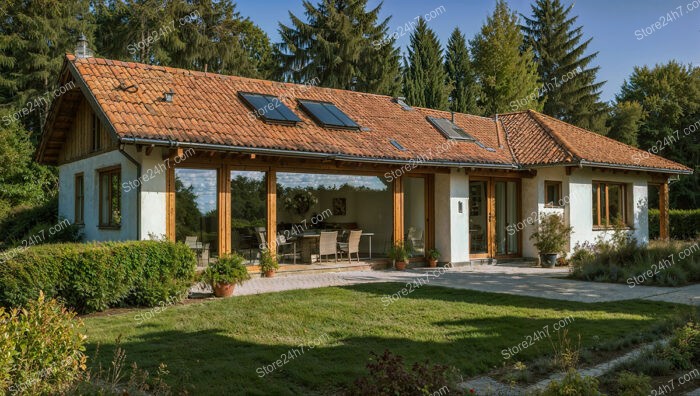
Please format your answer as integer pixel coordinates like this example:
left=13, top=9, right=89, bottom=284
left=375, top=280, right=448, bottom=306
left=426, top=116, right=476, bottom=141
left=298, top=100, right=360, bottom=129
left=238, top=92, right=301, bottom=124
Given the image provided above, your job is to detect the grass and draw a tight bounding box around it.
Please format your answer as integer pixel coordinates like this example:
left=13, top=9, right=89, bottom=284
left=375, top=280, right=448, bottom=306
left=82, top=283, right=688, bottom=395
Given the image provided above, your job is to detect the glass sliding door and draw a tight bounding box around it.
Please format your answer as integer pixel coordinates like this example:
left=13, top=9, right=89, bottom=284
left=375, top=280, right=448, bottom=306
left=469, top=181, right=489, bottom=256
left=495, top=180, right=519, bottom=256
left=230, top=170, right=267, bottom=263
left=404, top=177, right=426, bottom=257
left=175, top=168, right=218, bottom=264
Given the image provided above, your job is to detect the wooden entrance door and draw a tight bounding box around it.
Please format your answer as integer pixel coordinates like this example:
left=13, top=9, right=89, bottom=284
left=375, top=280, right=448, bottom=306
left=469, top=178, right=521, bottom=259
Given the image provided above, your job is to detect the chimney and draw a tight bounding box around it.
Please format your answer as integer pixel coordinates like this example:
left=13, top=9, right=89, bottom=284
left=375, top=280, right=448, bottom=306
left=75, top=34, right=93, bottom=59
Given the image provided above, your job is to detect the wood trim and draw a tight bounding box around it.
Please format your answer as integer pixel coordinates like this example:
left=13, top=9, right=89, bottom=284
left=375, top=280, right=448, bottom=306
left=596, top=182, right=601, bottom=227
left=218, top=165, right=231, bottom=255
left=393, top=176, right=404, bottom=244
left=98, top=167, right=121, bottom=228
left=266, top=169, right=277, bottom=254
left=165, top=165, right=175, bottom=241
left=544, top=180, right=563, bottom=208
left=74, top=173, right=84, bottom=225
left=659, top=181, right=670, bottom=241
left=605, top=183, right=610, bottom=226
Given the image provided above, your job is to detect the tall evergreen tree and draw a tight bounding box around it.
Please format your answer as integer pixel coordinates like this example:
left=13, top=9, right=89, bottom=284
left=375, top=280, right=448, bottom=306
left=444, top=28, right=480, bottom=114
left=402, top=18, right=449, bottom=110
left=521, top=0, right=607, bottom=133
left=471, top=0, right=540, bottom=115
left=0, top=0, right=93, bottom=136
left=277, top=0, right=400, bottom=95
left=95, top=0, right=273, bottom=78
left=606, top=101, right=643, bottom=147
left=617, top=61, right=700, bottom=209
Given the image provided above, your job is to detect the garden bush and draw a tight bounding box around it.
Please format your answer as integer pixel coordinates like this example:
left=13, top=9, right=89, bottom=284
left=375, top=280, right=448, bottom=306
left=570, top=230, right=700, bottom=286
left=649, top=208, right=700, bottom=240
left=0, top=197, right=83, bottom=250
left=1, top=292, right=87, bottom=395
left=538, top=369, right=602, bottom=395
left=0, top=240, right=196, bottom=313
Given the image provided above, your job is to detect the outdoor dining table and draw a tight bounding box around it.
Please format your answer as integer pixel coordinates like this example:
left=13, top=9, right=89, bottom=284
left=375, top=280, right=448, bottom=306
left=296, top=232, right=375, bottom=263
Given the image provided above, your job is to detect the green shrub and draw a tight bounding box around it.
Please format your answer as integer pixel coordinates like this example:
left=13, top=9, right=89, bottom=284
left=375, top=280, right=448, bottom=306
left=649, top=208, right=700, bottom=240
left=615, top=371, right=651, bottom=396
left=202, top=253, right=251, bottom=286
left=664, top=321, right=700, bottom=369
left=0, top=240, right=196, bottom=313
left=0, top=198, right=83, bottom=251
left=1, top=292, right=87, bottom=395
left=539, top=369, right=602, bottom=395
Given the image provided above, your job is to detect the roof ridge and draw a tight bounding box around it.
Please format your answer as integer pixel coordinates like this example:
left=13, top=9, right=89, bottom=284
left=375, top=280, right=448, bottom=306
left=526, top=110, right=580, bottom=162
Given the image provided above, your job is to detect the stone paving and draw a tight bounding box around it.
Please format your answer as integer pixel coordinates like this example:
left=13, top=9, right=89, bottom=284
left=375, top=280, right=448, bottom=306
left=192, top=264, right=700, bottom=306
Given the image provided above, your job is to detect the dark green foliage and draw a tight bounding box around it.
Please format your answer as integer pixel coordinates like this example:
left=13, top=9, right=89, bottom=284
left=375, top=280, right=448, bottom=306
left=0, top=241, right=196, bottom=313
left=648, top=209, right=700, bottom=240
left=540, top=369, right=602, bottom=395
left=201, top=253, right=250, bottom=286
left=277, top=0, right=401, bottom=95
left=522, top=0, right=607, bottom=133
left=444, top=28, right=480, bottom=114
left=607, top=101, right=644, bottom=146
left=0, top=198, right=82, bottom=250
left=346, top=350, right=462, bottom=396
left=471, top=1, right=540, bottom=115
left=402, top=18, right=450, bottom=110
left=617, top=62, right=700, bottom=209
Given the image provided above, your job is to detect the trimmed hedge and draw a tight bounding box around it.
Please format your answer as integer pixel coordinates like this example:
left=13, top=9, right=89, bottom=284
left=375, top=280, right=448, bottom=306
left=649, top=209, right=700, bottom=240
left=0, top=241, right=196, bottom=313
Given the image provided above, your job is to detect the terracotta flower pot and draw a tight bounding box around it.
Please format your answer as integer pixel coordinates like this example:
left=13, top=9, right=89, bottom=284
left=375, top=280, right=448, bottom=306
left=213, top=283, right=235, bottom=298
left=428, top=258, right=438, bottom=268
left=264, top=270, right=276, bottom=278
left=395, top=261, right=407, bottom=271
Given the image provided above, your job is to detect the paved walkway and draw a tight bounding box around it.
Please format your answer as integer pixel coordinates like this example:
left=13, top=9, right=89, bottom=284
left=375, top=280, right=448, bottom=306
left=191, top=264, right=700, bottom=305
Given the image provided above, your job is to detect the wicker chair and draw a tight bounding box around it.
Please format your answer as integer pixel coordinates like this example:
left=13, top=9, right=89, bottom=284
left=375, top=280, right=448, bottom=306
left=338, top=230, right=362, bottom=263
left=318, top=231, right=338, bottom=263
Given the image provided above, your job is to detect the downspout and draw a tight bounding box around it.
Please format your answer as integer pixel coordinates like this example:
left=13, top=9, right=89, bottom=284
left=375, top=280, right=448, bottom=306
left=119, top=145, right=141, bottom=240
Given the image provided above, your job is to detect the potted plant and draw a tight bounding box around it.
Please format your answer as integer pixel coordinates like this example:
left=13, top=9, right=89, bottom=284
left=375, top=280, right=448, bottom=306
left=389, top=242, right=409, bottom=271
left=426, top=249, right=441, bottom=267
left=259, top=248, right=279, bottom=277
left=529, top=212, right=573, bottom=268
left=201, top=253, right=251, bottom=297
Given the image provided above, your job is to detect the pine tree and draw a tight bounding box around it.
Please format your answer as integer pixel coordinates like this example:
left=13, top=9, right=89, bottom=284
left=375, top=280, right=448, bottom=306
left=277, top=0, right=401, bottom=95
left=471, top=0, right=540, bottom=115
left=606, top=101, right=643, bottom=147
left=522, top=0, right=607, bottom=133
left=0, top=0, right=93, bottom=136
left=402, top=18, right=449, bottom=110
left=444, top=28, right=480, bottom=114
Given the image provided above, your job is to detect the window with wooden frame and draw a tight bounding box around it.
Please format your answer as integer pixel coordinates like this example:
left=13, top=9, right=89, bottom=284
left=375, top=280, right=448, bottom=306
left=545, top=181, right=563, bottom=207
left=98, top=167, right=121, bottom=228
left=592, top=182, right=627, bottom=228
left=74, top=173, right=84, bottom=225
left=92, top=114, right=101, bottom=152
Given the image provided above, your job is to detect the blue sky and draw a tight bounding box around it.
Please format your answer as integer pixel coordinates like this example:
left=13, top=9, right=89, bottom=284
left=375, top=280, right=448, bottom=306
left=237, top=0, right=700, bottom=103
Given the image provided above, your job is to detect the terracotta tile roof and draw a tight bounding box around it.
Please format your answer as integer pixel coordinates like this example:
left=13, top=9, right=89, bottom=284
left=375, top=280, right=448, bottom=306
left=38, top=55, right=691, bottom=174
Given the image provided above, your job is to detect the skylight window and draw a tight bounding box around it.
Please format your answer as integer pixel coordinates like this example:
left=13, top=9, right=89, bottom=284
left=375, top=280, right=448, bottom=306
left=390, top=139, right=407, bottom=151
left=298, top=99, right=360, bottom=130
left=238, top=92, right=301, bottom=125
left=426, top=116, right=475, bottom=141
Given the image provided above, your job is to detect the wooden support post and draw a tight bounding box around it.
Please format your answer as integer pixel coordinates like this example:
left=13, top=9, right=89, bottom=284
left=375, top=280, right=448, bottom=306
left=393, top=177, right=404, bottom=244
left=165, top=165, right=175, bottom=241
left=218, top=165, right=231, bottom=255
left=659, top=181, right=670, bottom=241
left=266, top=169, right=277, bottom=254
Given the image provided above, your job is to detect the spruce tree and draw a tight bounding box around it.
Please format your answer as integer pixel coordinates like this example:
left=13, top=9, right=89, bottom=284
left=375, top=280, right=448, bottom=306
left=402, top=18, right=449, bottom=110
left=444, top=28, right=480, bottom=114
left=606, top=101, right=643, bottom=147
left=471, top=0, right=540, bottom=115
left=277, top=0, right=401, bottom=95
left=522, top=0, right=607, bottom=132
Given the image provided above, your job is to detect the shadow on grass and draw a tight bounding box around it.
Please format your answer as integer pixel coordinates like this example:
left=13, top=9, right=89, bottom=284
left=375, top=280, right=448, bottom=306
left=84, top=283, right=689, bottom=396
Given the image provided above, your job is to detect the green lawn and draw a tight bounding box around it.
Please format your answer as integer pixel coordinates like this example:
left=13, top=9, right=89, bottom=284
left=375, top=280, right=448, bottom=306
left=83, top=283, right=685, bottom=395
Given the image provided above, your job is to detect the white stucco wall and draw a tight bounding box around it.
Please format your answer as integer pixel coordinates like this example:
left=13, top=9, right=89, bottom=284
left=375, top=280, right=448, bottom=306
left=568, top=168, right=649, bottom=248
left=58, top=150, right=138, bottom=241
left=122, top=146, right=168, bottom=239
left=434, top=169, right=469, bottom=264
left=520, top=167, right=568, bottom=258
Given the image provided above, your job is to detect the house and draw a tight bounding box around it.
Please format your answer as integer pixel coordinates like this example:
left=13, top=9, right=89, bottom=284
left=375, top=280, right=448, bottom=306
left=37, top=45, right=692, bottom=266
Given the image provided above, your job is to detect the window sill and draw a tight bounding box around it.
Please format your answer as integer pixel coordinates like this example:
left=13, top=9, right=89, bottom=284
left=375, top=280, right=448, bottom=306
left=592, top=226, right=634, bottom=231
left=98, top=225, right=121, bottom=230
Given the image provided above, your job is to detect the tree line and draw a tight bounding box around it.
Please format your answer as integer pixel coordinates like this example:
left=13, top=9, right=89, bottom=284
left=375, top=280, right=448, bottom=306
left=0, top=0, right=697, bottom=216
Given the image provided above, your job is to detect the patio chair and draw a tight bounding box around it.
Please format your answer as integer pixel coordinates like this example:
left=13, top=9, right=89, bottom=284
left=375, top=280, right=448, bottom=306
left=407, top=227, right=425, bottom=253
left=318, top=231, right=338, bottom=263
left=184, top=236, right=198, bottom=249
left=277, top=234, right=299, bottom=264
left=338, top=230, right=362, bottom=263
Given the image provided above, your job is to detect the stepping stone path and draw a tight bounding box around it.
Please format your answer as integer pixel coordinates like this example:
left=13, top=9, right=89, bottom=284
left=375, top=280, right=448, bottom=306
left=460, top=339, right=668, bottom=395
